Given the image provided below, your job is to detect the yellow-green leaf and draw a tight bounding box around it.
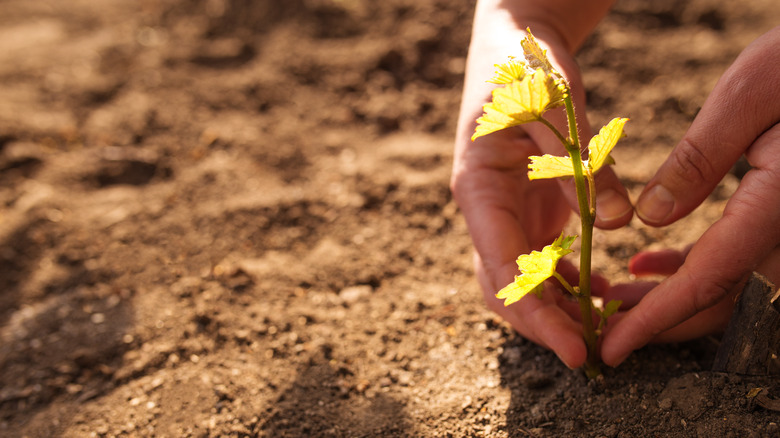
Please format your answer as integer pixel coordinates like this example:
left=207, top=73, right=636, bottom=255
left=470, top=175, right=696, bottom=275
left=496, top=233, right=576, bottom=306
left=487, top=57, right=527, bottom=84
left=472, top=69, right=565, bottom=141
left=587, top=117, right=628, bottom=173
left=528, top=154, right=574, bottom=180
left=526, top=118, right=628, bottom=180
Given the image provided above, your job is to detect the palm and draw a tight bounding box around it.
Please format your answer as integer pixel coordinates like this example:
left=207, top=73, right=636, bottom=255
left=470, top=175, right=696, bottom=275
left=458, top=129, right=571, bottom=275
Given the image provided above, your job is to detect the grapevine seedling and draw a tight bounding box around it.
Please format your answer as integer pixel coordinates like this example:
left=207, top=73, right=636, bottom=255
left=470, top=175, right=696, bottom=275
left=472, top=29, right=626, bottom=378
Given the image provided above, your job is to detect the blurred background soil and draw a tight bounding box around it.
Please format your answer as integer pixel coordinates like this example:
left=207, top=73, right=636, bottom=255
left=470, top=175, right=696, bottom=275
left=1, top=0, right=779, bottom=436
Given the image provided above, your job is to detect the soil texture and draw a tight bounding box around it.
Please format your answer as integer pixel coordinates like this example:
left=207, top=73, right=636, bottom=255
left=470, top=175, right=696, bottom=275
left=1, top=0, right=779, bottom=436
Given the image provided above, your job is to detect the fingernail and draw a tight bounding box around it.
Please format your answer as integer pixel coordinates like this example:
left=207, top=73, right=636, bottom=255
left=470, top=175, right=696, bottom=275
left=555, top=352, right=577, bottom=370
left=596, top=189, right=633, bottom=223
left=611, top=352, right=631, bottom=368
left=636, top=184, right=674, bottom=224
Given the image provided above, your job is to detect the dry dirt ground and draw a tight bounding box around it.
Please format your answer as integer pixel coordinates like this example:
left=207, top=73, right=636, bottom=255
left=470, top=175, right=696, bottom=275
left=1, top=0, right=780, bottom=436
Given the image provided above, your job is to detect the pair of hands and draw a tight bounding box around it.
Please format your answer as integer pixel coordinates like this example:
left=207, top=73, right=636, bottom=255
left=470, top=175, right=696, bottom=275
left=452, top=21, right=780, bottom=369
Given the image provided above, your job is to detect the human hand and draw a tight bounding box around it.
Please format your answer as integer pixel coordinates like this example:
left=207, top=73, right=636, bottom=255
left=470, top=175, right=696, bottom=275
left=600, top=26, right=780, bottom=367
left=451, top=7, right=633, bottom=368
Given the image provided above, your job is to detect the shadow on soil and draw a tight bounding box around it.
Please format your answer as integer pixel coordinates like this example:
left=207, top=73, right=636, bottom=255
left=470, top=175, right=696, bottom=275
left=0, top=217, right=134, bottom=432
left=258, top=348, right=412, bottom=436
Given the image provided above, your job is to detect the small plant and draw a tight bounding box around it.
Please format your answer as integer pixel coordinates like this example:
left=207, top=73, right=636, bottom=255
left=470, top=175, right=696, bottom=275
left=471, top=29, right=626, bottom=378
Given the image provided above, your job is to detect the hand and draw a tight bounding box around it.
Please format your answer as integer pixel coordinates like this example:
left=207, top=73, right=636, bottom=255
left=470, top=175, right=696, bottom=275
left=451, top=13, right=633, bottom=368
left=600, top=26, right=780, bottom=367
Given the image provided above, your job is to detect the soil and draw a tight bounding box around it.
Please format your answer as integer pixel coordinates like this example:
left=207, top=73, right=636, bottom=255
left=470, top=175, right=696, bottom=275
left=1, top=0, right=779, bottom=436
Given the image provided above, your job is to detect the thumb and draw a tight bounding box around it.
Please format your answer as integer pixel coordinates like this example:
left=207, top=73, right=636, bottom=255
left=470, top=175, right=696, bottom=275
left=636, top=26, right=780, bottom=226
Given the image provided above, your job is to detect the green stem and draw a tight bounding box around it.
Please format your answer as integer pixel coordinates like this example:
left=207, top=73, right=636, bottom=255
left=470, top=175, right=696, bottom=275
left=586, top=170, right=597, bottom=217
left=552, top=271, right=575, bottom=295
left=538, top=116, right=568, bottom=146
left=578, top=215, right=599, bottom=378
left=562, top=91, right=600, bottom=378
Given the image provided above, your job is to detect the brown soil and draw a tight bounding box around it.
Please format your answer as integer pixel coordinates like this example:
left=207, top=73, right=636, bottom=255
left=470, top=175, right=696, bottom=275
left=1, top=0, right=779, bottom=436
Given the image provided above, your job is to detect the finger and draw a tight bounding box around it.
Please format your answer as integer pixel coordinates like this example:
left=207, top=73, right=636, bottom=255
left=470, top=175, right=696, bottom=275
left=518, top=294, right=587, bottom=368
left=556, top=293, right=583, bottom=321
left=636, top=27, right=780, bottom=226
left=593, top=168, right=634, bottom=229
left=628, top=249, right=687, bottom=277
left=755, top=245, right=780, bottom=289
left=610, top=246, right=780, bottom=344
left=452, top=135, right=538, bottom=276
left=649, top=294, right=736, bottom=343
left=601, top=123, right=780, bottom=367
left=554, top=165, right=635, bottom=229
left=556, top=258, right=610, bottom=296
left=453, top=137, right=571, bottom=292
left=475, top=252, right=587, bottom=368
left=475, top=252, right=545, bottom=347
left=601, top=281, right=658, bottom=309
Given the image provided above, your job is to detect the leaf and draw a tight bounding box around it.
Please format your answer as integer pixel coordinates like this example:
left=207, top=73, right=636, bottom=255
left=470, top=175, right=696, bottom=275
left=472, top=69, right=565, bottom=140
left=488, top=29, right=561, bottom=85
left=521, top=28, right=556, bottom=76
left=528, top=154, right=574, bottom=180
left=587, top=117, right=628, bottom=173
left=487, top=57, right=527, bottom=84
left=525, top=117, right=629, bottom=181
left=602, top=299, right=622, bottom=318
left=496, top=233, right=576, bottom=306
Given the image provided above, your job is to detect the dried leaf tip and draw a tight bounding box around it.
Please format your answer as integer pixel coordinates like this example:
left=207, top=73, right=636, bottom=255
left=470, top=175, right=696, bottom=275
left=521, top=28, right=557, bottom=77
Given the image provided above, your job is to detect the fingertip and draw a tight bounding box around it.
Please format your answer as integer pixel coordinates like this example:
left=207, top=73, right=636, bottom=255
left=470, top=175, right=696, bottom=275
left=602, top=281, right=657, bottom=309
left=598, top=313, right=633, bottom=367
left=595, top=188, right=634, bottom=229
left=553, top=321, right=589, bottom=369
left=603, top=350, right=631, bottom=368
left=636, top=184, right=675, bottom=226
left=556, top=340, right=588, bottom=370
left=590, top=273, right=610, bottom=297
left=526, top=301, right=588, bottom=369
left=600, top=334, right=631, bottom=368
left=628, top=249, right=686, bottom=277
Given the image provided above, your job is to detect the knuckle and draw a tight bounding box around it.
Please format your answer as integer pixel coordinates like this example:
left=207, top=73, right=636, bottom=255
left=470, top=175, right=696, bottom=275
left=633, top=303, right=664, bottom=338
left=692, top=278, right=734, bottom=314
left=670, top=137, right=716, bottom=185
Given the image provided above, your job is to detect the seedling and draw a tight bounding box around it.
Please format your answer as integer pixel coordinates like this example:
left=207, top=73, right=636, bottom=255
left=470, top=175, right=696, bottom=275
left=471, top=29, right=626, bottom=378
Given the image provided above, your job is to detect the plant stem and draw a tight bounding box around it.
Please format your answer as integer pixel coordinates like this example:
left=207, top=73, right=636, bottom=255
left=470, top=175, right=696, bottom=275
left=562, top=91, right=600, bottom=378
left=538, top=117, right=568, bottom=146
left=552, top=271, right=575, bottom=295
left=586, top=169, right=597, bottom=217
left=578, top=215, right=600, bottom=378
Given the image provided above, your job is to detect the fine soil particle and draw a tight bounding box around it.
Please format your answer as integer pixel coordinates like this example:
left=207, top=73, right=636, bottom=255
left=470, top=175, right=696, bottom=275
left=1, top=0, right=779, bottom=436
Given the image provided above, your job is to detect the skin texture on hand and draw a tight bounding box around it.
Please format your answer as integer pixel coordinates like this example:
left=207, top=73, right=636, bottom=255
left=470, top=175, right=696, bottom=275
left=457, top=1, right=780, bottom=371
left=451, top=0, right=631, bottom=369
left=600, top=25, right=780, bottom=367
